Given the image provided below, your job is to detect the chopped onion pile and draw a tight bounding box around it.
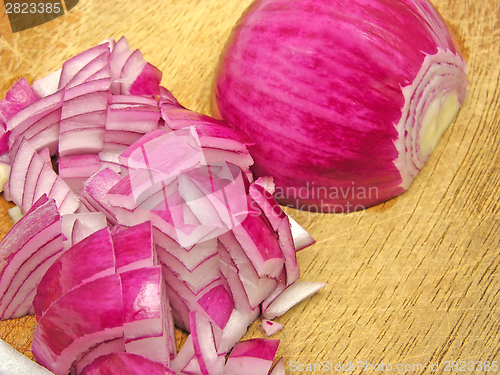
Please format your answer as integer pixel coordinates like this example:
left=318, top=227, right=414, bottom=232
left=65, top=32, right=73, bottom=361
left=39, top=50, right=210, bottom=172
left=212, top=0, right=468, bottom=212
left=0, top=38, right=323, bottom=374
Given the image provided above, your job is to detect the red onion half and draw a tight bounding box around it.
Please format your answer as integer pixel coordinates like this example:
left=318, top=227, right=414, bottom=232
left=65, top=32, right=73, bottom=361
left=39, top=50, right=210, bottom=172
left=212, top=0, right=468, bottom=212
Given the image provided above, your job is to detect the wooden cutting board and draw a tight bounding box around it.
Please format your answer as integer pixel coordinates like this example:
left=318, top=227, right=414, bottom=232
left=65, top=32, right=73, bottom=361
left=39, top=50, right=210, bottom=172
left=1, top=0, right=499, bottom=373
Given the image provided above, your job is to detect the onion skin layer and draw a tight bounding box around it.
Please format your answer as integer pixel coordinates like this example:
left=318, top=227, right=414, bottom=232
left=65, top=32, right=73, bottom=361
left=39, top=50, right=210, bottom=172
left=212, top=0, right=468, bottom=212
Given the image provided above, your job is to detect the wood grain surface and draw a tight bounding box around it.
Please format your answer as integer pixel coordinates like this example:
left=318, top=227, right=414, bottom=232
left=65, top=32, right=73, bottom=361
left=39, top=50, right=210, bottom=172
left=1, top=0, right=499, bottom=373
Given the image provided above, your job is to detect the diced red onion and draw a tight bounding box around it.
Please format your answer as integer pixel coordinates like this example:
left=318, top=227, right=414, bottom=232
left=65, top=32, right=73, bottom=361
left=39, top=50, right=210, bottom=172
left=8, top=108, right=61, bottom=159
left=216, top=307, right=260, bottom=355
left=112, top=221, right=156, bottom=273
left=64, top=50, right=110, bottom=90
left=106, top=105, right=160, bottom=133
left=58, top=154, right=100, bottom=193
left=190, top=312, right=225, bottom=375
left=32, top=227, right=115, bottom=321
left=269, top=357, right=285, bottom=375
left=120, top=266, right=174, bottom=366
left=170, top=335, right=196, bottom=374
left=80, top=168, right=121, bottom=225
left=32, top=274, right=124, bottom=375
left=58, top=43, right=112, bottom=90
left=111, top=94, right=158, bottom=106
left=74, top=339, right=125, bottom=375
left=7, top=205, right=22, bottom=224
left=119, top=49, right=162, bottom=97
left=260, top=319, right=284, bottom=337
left=0, top=37, right=323, bottom=375
left=196, top=284, right=234, bottom=330
left=0, top=162, right=10, bottom=193
left=224, top=338, right=280, bottom=375
left=0, top=195, right=63, bottom=320
left=8, top=138, right=79, bottom=215
left=63, top=79, right=110, bottom=103
left=32, top=69, right=62, bottom=98
left=108, top=37, right=134, bottom=95
left=0, top=78, right=40, bottom=127
left=7, top=90, right=63, bottom=158
left=80, top=352, right=176, bottom=375
left=261, top=281, right=327, bottom=320
left=218, top=231, right=278, bottom=309
left=231, top=208, right=285, bottom=279
left=64, top=212, right=107, bottom=248
left=287, top=216, right=315, bottom=251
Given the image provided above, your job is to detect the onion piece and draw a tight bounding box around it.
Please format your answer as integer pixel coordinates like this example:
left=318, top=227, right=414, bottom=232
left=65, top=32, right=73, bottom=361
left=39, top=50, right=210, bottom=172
left=61, top=212, right=107, bottom=250
left=60, top=90, right=109, bottom=121
left=32, top=227, right=115, bottom=321
left=261, top=281, right=327, bottom=320
left=7, top=205, right=22, bottom=224
left=170, top=335, right=196, bottom=374
left=231, top=206, right=285, bottom=279
left=269, top=357, right=285, bottom=375
left=106, top=104, right=160, bottom=133
left=153, top=228, right=218, bottom=273
left=60, top=110, right=107, bottom=134
left=160, top=249, right=222, bottom=296
left=160, top=262, right=229, bottom=332
left=119, top=49, right=162, bottom=96
left=288, top=216, right=315, bottom=251
left=0, top=37, right=322, bottom=375
left=0, top=162, right=10, bottom=193
left=109, top=37, right=134, bottom=95
left=58, top=43, right=111, bottom=90
left=260, top=319, right=284, bottom=337
left=8, top=108, right=61, bottom=159
left=80, top=168, right=121, bottom=225
left=7, top=90, right=63, bottom=157
left=74, top=338, right=125, bottom=375
left=71, top=219, right=91, bottom=245
left=65, top=50, right=110, bottom=90
left=120, top=266, right=174, bottom=366
left=112, top=94, right=158, bottom=106
left=190, top=312, right=225, bottom=375
left=196, top=283, right=234, bottom=330
left=86, top=65, right=112, bottom=83
left=0, top=338, right=55, bottom=375
left=127, top=62, right=162, bottom=97
left=8, top=138, right=79, bottom=215
left=0, top=77, right=40, bottom=126
left=218, top=231, right=278, bottom=310
left=224, top=338, right=280, bottom=375
left=80, top=353, right=176, bottom=375
left=32, top=69, right=62, bottom=98
left=58, top=154, right=100, bottom=193
left=248, top=184, right=299, bottom=284
left=0, top=195, right=63, bottom=320
left=170, top=335, right=201, bottom=374
left=103, top=130, right=143, bottom=150
left=217, top=307, right=260, bottom=355
left=32, top=274, right=125, bottom=375
left=112, top=221, right=156, bottom=272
